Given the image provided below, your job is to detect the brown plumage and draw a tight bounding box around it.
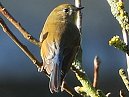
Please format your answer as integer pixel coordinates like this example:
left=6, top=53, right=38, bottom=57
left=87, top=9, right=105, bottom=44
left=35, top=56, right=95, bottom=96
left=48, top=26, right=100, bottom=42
left=39, top=4, right=82, bottom=93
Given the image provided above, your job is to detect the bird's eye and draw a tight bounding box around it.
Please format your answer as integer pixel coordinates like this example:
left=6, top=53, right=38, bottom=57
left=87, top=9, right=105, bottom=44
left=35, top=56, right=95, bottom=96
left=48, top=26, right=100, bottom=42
left=63, top=8, right=69, bottom=13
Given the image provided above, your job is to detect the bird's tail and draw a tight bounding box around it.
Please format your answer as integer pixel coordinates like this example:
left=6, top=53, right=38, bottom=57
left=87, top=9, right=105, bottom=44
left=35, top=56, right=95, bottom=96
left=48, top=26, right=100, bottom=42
left=49, top=63, right=61, bottom=93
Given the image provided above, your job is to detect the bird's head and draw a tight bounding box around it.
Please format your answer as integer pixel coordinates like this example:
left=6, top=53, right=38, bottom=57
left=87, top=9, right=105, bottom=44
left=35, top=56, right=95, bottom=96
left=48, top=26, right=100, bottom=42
left=48, top=4, right=84, bottom=23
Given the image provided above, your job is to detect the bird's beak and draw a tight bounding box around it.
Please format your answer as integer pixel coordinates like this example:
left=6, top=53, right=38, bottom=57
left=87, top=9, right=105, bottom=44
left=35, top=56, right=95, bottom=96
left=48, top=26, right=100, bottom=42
left=76, top=7, right=84, bottom=11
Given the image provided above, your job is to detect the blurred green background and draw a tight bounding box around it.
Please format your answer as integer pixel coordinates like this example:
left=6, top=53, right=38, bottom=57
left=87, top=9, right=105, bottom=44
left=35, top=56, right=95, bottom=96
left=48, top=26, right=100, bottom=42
left=0, top=0, right=129, bottom=97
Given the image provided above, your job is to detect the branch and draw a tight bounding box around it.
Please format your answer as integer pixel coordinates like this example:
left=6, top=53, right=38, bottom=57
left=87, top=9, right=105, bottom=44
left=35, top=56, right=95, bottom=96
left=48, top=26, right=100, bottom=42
left=107, top=0, right=129, bottom=77
left=0, top=2, right=41, bottom=47
left=109, top=35, right=129, bottom=55
left=72, top=0, right=106, bottom=97
left=119, top=68, right=129, bottom=91
left=75, top=0, right=83, bottom=33
left=72, top=61, right=106, bottom=97
left=0, top=17, right=42, bottom=68
left=93, top=56, right=101, bottom=88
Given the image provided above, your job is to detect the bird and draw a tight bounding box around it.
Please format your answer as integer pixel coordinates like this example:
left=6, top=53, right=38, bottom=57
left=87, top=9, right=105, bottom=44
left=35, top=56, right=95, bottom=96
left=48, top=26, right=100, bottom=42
left=39, top=3, right=83, bottom=93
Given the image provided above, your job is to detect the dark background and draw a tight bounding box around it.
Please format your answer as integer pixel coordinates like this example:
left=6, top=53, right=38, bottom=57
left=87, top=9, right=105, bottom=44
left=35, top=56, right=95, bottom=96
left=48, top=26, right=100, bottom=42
left=0, top=0, right=129, bottom=97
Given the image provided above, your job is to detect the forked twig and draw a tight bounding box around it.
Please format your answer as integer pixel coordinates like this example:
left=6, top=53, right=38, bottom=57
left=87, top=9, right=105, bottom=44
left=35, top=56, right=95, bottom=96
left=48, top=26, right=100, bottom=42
left=0, top=2, right=41, bottom=47
left=0, top=17, right=42, bottom=68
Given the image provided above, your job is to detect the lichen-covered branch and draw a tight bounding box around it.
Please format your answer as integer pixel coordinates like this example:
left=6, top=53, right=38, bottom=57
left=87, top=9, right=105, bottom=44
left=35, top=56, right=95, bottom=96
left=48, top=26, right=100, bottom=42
left=109, top=35, right=129, bottom=55
left=119, top=69, right=129, bottom=91
left=72, top=61, right=106, bottom=97
left=0, top=2, right=41, bottom=47
left=72, top=0, right=106, bottom=97
left=107, top=0, right=129, bottom=31
left=107, top=0, right=129, bottom=76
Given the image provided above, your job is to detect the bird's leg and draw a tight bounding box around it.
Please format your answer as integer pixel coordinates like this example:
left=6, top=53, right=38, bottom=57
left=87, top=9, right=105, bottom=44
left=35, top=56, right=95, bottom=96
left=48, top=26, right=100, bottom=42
left=37, top=62, right=44, bottom=72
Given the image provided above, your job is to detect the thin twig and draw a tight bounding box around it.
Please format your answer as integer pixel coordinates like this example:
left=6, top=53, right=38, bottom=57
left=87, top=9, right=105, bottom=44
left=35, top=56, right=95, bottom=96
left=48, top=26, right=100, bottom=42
left=122, top=29, right=129, bottom=77
left=0, top=2, right=41, bottom=47
left=0, top=17, right=42, bottom=68
left=63, top=82, right=82, bottom=97
left=120, top=89, right=126, bottom=97
left=106, top=92, right=111, bottom=97
left=93, top=56, right=101, bottom=88
left=75, top=0, right=83, bottom=33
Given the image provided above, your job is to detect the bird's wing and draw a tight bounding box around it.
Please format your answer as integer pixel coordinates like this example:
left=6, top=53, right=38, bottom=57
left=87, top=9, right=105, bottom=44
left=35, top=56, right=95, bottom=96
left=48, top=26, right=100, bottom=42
left=39, top=31, right=49, bottom=43
left=41, top=39, right=62, bottom=93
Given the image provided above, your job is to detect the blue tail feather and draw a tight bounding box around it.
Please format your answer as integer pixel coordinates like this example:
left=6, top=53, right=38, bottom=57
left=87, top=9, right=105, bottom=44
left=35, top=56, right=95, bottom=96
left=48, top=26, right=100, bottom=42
left=49, top=64, right=61, bottom=93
